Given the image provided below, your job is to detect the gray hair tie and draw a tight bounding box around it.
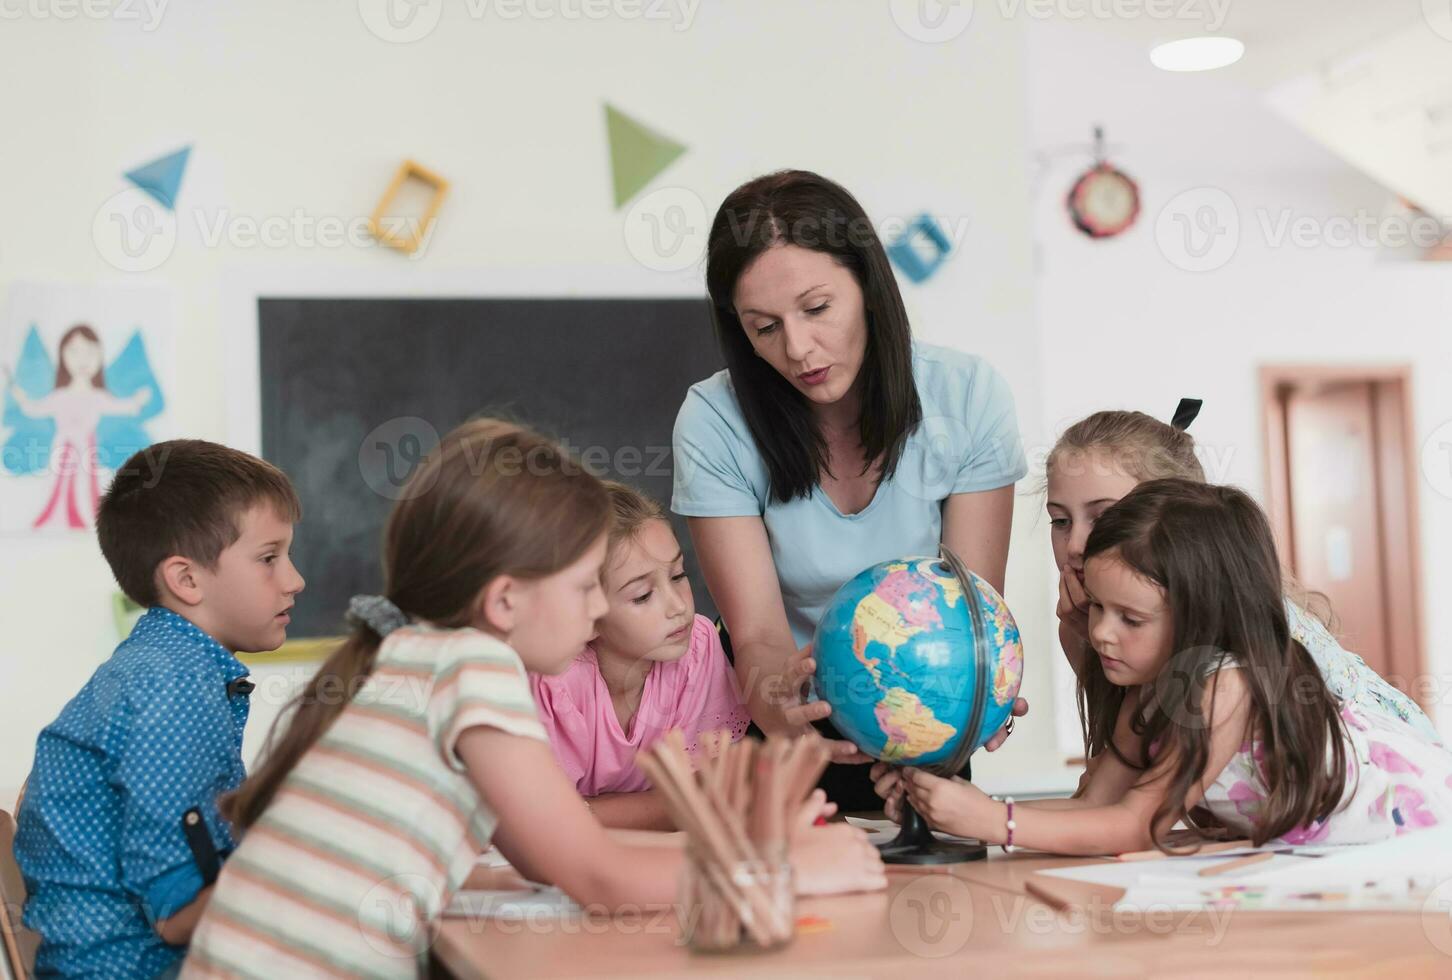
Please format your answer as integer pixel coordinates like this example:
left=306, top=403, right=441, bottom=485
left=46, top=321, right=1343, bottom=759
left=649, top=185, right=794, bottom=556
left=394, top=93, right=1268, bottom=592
left=346, top=594, right=409, bottom=637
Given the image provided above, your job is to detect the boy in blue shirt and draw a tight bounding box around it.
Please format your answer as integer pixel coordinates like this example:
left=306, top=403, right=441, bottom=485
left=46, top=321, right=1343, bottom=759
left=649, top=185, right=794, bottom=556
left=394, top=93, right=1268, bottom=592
left=15, top=440, right=305, bottom=979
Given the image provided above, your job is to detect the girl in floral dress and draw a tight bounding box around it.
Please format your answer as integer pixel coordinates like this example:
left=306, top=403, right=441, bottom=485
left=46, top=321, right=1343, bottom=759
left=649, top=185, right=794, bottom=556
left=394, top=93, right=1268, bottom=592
left=875, top=479, right=1452, bottom=853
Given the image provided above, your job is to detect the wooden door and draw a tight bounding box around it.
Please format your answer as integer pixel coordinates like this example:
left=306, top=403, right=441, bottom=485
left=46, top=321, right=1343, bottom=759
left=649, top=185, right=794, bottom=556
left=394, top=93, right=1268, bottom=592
left=1283, top=381, right=1389, bottom=672
left=1262, top=367, right=1424, bottom=698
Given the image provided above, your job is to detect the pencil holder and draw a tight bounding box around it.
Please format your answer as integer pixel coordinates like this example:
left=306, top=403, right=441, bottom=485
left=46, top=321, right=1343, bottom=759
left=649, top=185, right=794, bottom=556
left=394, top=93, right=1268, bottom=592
left=680, top=847, right=794, bottom=954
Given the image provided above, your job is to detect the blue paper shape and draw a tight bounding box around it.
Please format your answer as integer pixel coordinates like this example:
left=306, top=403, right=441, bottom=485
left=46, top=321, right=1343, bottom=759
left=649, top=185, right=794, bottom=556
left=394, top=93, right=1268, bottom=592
left=3, top=324, right=164, bottom=475
left=2, top=326, right=56, bottom=474
left=95, top=332, right=165, bottom=470
left=124, top=146, right=191, bottom=210
left=886, top=213, right=954, bottom=284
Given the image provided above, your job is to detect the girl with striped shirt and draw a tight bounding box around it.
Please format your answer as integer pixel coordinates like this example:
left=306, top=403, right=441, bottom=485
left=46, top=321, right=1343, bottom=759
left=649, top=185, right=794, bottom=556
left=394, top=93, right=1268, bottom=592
left=183, top=419, right=884, bottom=979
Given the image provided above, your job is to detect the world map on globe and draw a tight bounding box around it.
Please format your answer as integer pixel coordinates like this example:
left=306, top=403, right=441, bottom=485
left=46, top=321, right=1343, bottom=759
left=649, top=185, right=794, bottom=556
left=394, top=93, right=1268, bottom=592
left=812, top=557, right=1024, bottom=768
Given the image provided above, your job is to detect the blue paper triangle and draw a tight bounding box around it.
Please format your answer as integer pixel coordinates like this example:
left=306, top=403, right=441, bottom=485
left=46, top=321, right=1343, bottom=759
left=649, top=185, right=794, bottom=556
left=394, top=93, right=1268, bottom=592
left=124, top=146, right=191, bottom=210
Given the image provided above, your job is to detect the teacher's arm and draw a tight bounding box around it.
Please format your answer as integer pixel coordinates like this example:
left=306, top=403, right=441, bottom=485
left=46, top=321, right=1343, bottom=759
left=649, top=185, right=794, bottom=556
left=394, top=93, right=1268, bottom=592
left=686, top=514, right=800, bottom=736
left=687, top=514, right=870, bottom=762
left=940, top=484, right=1015, bottom=595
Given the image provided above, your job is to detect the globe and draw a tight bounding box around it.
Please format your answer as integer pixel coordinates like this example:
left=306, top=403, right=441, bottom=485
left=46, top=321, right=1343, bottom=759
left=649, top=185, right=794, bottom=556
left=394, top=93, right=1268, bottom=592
left=811, top=553, right=1024, bottom=773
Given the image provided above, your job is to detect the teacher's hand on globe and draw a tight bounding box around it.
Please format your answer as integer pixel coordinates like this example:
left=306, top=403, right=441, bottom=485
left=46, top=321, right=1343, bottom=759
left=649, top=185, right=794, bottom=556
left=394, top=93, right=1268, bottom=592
left=981, top=697, right=1029, bottom=752
left=780, top=643, right=874, bottom=765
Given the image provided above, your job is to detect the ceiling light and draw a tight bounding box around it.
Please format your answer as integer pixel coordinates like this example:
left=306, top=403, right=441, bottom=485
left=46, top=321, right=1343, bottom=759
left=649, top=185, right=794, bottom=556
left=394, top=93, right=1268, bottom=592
left=1150, top=36, right=1245, bottom=72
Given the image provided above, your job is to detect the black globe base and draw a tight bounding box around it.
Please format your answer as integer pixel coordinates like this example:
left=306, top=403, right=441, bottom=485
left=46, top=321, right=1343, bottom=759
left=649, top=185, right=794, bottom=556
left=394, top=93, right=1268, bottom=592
left=878, top=802, right=988, bottom=865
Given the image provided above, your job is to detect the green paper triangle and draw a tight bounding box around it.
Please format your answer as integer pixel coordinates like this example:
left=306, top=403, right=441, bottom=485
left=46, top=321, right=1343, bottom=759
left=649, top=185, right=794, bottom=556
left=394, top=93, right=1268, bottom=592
left=605, top=104, right=687, bottom=209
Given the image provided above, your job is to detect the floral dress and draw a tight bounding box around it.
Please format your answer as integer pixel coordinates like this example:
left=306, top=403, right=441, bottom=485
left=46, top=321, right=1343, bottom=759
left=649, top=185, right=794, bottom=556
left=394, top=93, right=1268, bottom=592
left=1287, top=599, right=1440, bottom=744
left=1198, top=603, right=1452, bottom=844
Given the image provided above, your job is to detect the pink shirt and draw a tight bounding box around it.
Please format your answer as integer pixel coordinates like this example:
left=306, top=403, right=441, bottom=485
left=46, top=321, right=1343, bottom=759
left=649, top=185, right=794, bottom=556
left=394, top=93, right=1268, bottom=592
left=530, top=614, right=751, bottom=796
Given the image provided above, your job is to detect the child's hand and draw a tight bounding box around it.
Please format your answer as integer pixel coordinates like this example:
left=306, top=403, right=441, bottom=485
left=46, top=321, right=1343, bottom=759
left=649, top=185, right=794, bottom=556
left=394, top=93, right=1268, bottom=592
left=900, top=768, right=989, bottom=840
left=982, top=697, right=1029, bottom=752
left=869, top=762, right=906, bottom=823
left=779, top=644, right=871, bottom=765
left=1057, top=563, right=1091, bottom=642
left=790, top=789, right=838, bottom=839
left=789, top=821, right=887, bottom=896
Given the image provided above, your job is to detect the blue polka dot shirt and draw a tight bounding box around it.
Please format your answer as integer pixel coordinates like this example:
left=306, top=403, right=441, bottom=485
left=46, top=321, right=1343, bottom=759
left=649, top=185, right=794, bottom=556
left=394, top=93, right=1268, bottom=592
left=14, top=607, right=251, bottom=979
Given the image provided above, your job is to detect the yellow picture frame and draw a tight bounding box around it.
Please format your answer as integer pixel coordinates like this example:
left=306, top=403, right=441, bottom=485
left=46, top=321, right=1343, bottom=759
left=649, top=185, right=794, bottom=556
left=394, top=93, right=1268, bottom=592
left=368, top=159, right=449, bottom=254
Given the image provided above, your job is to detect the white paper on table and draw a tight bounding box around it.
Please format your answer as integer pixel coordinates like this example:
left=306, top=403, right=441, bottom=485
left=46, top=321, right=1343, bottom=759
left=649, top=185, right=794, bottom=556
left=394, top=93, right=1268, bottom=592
left=1118, top=873, right=1443, bottom=912
left=1046, top=828, right=1452, bottom=911
left=1039, top=852, right=1313, bottom=890
left=845, top=816, right=901, bottom=845
left=1230, top=825, right=1452, bottom=891
left=443, top=886, right=581, bottom=919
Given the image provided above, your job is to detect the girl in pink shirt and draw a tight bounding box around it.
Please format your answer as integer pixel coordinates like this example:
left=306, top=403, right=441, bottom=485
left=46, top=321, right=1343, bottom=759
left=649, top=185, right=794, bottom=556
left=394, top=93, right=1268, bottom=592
left=531, top=482, right=751, bottom=829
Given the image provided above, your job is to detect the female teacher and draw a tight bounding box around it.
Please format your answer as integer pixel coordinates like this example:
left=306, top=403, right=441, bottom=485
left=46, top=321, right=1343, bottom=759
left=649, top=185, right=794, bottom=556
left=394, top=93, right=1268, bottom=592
left=672, top=170, right=1029, bottom=811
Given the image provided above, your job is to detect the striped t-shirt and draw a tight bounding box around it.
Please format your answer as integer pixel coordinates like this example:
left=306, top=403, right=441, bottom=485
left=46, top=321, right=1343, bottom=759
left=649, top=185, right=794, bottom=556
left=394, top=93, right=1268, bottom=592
left=183, top=626, right=547, bottom=979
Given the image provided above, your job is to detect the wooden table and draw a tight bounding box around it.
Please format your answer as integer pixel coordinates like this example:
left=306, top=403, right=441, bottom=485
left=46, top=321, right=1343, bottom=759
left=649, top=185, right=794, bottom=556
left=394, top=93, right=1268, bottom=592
left=433, top=846, right=1452, bottom=978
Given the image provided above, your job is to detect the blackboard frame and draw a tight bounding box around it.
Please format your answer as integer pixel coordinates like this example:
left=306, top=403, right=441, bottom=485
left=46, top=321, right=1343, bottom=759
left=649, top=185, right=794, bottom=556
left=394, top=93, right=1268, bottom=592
left=257, top=295, right=723, bottom=638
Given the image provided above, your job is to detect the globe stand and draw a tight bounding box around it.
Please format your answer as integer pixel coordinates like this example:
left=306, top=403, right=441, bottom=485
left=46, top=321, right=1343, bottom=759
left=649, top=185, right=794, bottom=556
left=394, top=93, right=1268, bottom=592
left=878, top=799, right=987, bottom=865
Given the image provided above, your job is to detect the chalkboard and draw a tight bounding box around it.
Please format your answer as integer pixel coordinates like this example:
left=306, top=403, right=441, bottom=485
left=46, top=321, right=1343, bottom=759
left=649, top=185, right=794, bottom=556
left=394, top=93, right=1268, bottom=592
left=258, top=297, right=723, bottom=637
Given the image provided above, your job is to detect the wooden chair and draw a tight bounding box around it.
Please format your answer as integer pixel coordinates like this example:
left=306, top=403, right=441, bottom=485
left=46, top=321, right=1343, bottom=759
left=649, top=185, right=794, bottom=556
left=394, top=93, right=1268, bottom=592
left=0, top=809, right=37, bottom=979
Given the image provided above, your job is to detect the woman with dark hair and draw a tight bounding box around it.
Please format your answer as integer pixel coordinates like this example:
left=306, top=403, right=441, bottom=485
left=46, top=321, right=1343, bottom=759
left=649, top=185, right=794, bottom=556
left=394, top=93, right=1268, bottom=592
left=672, top=171, right=1028, bottom=809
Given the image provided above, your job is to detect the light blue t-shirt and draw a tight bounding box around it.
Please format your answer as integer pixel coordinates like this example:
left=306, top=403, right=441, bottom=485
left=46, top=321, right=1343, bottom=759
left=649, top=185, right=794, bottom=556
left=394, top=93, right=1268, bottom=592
left=672, top=341, right=1027, bottom=646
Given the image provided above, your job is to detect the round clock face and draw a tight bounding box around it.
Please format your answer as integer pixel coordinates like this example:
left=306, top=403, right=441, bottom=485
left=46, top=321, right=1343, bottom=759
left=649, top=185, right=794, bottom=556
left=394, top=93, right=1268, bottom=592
left=1068, top=165, right=1141, bottom=238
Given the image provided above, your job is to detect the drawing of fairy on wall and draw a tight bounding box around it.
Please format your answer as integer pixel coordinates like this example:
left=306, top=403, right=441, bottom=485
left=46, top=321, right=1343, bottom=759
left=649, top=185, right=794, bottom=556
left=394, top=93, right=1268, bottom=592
left=2, top=322, right=164, bottom=530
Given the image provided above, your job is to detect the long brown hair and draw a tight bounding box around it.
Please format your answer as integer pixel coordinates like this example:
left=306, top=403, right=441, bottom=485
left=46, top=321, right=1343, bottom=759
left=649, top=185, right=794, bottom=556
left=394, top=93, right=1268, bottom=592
left=705, top=170, right=922, bottom=503
left=55, top=324, right=106, bottom=388
left=223, top=418, right=610, bottom=830
left=1049, top=409, right=1335, bottom=735
left=1080, top=479, right=1349, bottom=849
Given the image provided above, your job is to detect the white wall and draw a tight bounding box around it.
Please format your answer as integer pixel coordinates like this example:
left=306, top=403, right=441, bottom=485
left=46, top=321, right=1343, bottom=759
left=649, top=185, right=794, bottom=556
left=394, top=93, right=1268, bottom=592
left=1024, top=19, right=1452, bottom=750
left=0, top=3, right=1063, bottom=799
